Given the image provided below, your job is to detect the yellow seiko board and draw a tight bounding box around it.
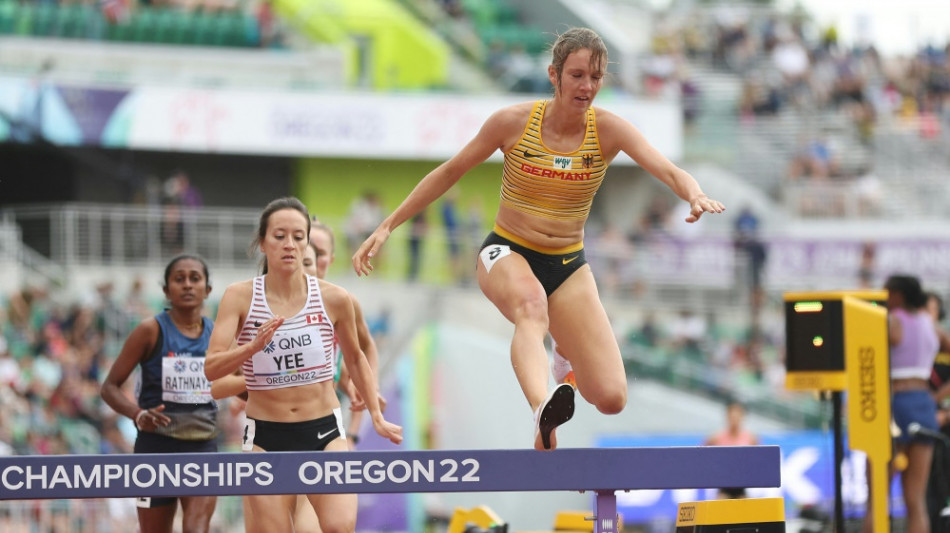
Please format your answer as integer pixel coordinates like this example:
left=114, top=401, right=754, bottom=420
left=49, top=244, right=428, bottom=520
left=676, top=498, right=785, bottom=533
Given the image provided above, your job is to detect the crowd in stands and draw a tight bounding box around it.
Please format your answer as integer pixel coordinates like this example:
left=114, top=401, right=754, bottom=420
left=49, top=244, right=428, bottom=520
left=2, top=0, right=287, bottom=49
left=639, top=5, right=950, bottom=217
left=0, top=282, right=151, bottom=458
left=648, top=5, right=949, bottom=132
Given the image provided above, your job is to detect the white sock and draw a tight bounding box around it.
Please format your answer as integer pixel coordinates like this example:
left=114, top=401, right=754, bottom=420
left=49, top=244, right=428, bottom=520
left=551, top=340, right=573, bottom=383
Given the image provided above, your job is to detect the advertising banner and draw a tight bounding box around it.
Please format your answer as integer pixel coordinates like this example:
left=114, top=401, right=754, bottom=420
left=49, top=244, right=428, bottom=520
left=0, top=77, right=683, bottom=162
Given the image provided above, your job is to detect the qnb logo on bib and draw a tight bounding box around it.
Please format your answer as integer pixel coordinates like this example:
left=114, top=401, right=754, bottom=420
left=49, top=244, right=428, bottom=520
left=553, top=156, right=573, bottom=170
left=277, top=334, right=312, bottom=350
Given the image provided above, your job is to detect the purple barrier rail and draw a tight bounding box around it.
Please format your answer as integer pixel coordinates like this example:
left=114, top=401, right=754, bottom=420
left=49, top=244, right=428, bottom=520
left=0, top=446, right=781, bottom=533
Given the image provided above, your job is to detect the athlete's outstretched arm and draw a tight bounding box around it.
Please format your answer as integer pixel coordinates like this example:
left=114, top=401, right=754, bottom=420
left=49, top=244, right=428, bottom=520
left=322, top=280, right=402, bottom=444
left=600, top=110, right=724, bottom=223
left=353, top=106, right=523, bottom=276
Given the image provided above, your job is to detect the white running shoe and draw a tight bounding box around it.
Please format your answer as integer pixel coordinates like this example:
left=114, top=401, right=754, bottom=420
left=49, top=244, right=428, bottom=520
left=533, top=383, right=575, bottom=451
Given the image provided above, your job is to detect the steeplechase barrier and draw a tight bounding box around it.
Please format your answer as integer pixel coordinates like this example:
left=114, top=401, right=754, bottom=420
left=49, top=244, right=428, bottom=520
left=0, top=446, right=782, bottom=533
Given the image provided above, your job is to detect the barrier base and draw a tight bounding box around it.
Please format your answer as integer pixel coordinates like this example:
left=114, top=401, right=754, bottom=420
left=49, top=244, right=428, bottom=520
left=676, top=497, right=785, bottom=533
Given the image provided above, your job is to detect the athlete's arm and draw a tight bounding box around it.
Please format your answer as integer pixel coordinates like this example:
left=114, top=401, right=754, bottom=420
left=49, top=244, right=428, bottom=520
left=353, top=295, right=385, bottom=411
left=353, top=105, right=526, bottom=275
left=888, top=313, right=902, bottom=347
left=101, top=318, right=159, bottom=421
left=205, top=282, right=283, bottom=381
left=322, top=280, right=402, bottom=444
left=598, top=109, right=724, bottom=223
left=211, top=370, right=247, bottom=400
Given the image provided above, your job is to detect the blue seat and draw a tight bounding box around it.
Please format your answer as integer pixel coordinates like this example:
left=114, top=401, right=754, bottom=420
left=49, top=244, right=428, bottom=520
left=0, top=0, right=18, bottom=34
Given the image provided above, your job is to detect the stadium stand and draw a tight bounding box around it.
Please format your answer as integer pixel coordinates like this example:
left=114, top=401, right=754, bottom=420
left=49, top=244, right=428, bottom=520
left=0, top=0, right=264, bottom=48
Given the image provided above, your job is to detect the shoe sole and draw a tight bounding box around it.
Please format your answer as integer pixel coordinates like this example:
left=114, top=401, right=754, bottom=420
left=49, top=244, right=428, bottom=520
left=537, top=383, right=575, bottom=450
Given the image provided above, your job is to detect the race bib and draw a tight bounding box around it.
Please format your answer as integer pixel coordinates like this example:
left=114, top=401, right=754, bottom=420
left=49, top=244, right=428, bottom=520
left=479, top=244, right=511, bottom=274
left=161, top=357, right=213, bottom=404
left=251, top=330, right=328, bottom=388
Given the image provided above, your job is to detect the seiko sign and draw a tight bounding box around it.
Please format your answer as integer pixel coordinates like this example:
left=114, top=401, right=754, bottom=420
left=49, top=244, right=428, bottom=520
left=858, top=346, right=877, bottom=422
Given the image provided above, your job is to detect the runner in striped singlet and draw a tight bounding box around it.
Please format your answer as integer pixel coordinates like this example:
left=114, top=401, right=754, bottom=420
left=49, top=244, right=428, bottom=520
left=353, top=27, right=724, bottom=451
left=206, top=197, right=401, bottom=533
left=211, top=233, right=383, bottom=533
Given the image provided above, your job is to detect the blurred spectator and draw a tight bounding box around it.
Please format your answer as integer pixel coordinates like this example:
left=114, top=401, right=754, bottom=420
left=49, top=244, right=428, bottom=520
left=856, top=241, right=877, bottom=289
left=255, top=0, right=278, bottom=48
left=441, top=190, right=464, bottom=285
left=854, top=171, right=884, bottom=216
left=161, top=174, right=186, bottom=255
left=712, top=4, right=752, bottom=71
left=503, top=43, right=549, bottom=94
left=101, top=0, right=132, bottom=25
left=175, top=171, right=203, bottom=208
left=345, top=191, right=385, bottom=260
left=787, top=135, right=838, bottom=181
left=124, top=276, right=153, bottom=322
left=732, top=206, right=767, bottom=314
left=739, top=76, right=781, bottom=119
left=486, top=40, right=509, bottom=81
left=592, top=223, right=632, bottom=293
left=465, top=197, right=485, bottom=250
left=439, top=0, right=465, bottom=19
left=704, top=400, right=759, bottom=498
left=668, top=308, right=707, bottom=360
left=407, top=210, right=428, bottom=282
left=642, top=195, right=673, bottom=234
left=627, top=312, right=660, bottom=349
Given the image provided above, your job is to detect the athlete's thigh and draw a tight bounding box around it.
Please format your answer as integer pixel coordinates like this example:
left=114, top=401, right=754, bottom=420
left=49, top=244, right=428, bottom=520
left=476, top=247, right=546, bottom=324
left=245, top=446, right=295, bottom=532
left=292, top=493, right=321, bottom=533
left=245, top=494, right=294, bottom=532
left=138, top=504, right=177, bottom=533
left=547, top=266, right=625, bottom=390
left=307, top=438, right=356, bottom=533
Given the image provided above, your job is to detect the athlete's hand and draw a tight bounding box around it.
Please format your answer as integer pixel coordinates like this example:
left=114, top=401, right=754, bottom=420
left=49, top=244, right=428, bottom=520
left=686, top=194, right=725, bottom=223
left=372, top=414, right=403, bottom=445
left=136, top=404, right=171, bottom=430
left=352, top=227, right=391, bottom=277
left=229, top=396, right=247, bottom=417
left=249, top=317, right=284, bottom=354
left=347, top=388, right=366, bottom=412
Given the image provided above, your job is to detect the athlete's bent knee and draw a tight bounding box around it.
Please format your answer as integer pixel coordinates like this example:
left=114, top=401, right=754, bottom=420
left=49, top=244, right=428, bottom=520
left=515, top=295, right=549, bottom=327
left=594, top=388, right=626, bottom=415
left=319, top=519, right=356, bottom=533
left=180, top=507, right=213, bottom=533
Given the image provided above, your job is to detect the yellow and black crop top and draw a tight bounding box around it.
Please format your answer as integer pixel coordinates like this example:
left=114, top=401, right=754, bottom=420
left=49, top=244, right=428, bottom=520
left=501, top=100, right=607, bottom=220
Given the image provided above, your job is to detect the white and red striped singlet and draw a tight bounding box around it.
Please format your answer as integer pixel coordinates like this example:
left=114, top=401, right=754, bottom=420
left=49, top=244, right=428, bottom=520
left=238, top=275, right=335, bottom=391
